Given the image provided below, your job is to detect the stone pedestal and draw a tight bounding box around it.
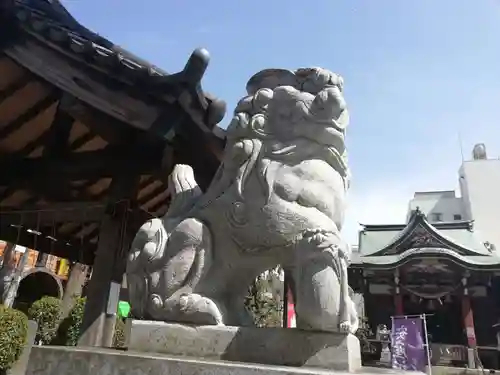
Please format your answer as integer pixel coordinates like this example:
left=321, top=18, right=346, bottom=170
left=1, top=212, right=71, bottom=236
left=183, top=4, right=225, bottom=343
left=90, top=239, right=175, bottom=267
left=9, top=320, right=37, bottom=375
left=126, top=320, right=362, bottom=372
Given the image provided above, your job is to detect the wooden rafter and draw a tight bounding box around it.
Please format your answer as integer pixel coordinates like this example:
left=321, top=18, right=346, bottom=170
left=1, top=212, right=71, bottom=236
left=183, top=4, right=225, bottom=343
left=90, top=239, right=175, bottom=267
left=0, top=131, right=101, bottom=204
left=0, top=144, right=166, bottom=184
left=0, top=73, right=32, bottom=103
left=44, top=100, right=74, bottom=158
left=0, top=90, right=59, bottom=139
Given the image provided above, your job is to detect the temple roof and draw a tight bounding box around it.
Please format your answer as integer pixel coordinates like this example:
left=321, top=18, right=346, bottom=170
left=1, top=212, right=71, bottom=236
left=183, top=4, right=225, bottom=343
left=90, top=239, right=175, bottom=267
left=351, top=209, right=500, bottom=270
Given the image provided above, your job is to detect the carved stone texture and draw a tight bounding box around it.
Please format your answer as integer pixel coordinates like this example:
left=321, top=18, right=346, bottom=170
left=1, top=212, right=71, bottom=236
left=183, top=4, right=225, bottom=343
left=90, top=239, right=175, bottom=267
left=126, top=67, right=358, bottom=334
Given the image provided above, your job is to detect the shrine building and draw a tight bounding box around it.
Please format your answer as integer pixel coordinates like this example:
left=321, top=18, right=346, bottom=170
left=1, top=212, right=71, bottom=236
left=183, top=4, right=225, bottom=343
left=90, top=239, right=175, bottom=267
left=349, top=143, right=500, bottom=367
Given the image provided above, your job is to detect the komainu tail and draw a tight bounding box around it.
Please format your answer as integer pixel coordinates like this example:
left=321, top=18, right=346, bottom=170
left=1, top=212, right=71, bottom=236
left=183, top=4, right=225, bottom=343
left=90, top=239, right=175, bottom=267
left=164, top=164, right=202, bottom=223
left=127, top=164, right=202, bottom=318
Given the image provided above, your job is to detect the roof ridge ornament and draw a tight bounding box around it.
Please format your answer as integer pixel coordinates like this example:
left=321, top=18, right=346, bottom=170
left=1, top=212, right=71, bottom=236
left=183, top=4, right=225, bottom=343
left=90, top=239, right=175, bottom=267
left=414, top=206, right=425, bottom=217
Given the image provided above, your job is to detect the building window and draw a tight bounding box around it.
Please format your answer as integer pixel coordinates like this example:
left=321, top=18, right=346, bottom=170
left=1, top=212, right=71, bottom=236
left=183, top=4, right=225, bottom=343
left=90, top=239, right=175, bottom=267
left=431, top=213, right=443, bottom=222
left=453, top=214, right=462, bottom=221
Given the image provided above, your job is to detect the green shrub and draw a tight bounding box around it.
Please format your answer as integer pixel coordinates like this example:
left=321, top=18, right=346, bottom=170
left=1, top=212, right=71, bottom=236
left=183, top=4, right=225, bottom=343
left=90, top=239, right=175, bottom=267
left=55, top=296, right=85, bottom=346
left=56, top=297, right=126, bottom=348
left=244, top=277, right=282, bottom=328
left=0, top=306, right=28, bottom=371
left=28, top=296, right=62, bottom=344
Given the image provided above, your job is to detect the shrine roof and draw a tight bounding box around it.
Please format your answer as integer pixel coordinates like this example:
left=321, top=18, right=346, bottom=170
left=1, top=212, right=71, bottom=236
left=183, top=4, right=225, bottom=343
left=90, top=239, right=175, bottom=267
left=0, top=0, right=227, bottom=265
left=354, top=251, right=500, bottom=270
left=350, top=209, right=500, bottom=269
left=1, top=0, right=227, bottom=135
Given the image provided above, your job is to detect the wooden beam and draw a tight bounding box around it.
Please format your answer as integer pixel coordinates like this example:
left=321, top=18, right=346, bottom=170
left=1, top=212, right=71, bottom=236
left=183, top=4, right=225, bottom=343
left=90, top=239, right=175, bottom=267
left=31, top=101, right=78, bottom=201
left=0, top=125, right=92, bottom=203
left=0, top=91, right=59, bottom=139
left=71, top=132, right=98, bottom=151
left=5, top=40, right=161, bottom=132
left=0, top=74, right=32, bottom=103
left=0, top=223, right=95, bottom=264
left=149, top=105, right=185, bottom=140
left=59, top=94, right=144, bottom=144
left=0, top=201, right=107, bottom=226
left=0, top=145, right=166, bottom=184
left=44, top=101, right=74, bottom=158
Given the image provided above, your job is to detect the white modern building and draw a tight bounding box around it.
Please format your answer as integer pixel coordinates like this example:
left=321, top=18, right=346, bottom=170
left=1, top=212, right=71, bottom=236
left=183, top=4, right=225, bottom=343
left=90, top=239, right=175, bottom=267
left=407, top=143, right=500, bottom=253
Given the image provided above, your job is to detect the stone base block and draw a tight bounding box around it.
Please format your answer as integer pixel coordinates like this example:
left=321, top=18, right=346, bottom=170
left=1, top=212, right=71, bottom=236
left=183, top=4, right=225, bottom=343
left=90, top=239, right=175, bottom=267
left=126, top=320, right=362, bottom=372
left=26, top=346, right=424, bottom=375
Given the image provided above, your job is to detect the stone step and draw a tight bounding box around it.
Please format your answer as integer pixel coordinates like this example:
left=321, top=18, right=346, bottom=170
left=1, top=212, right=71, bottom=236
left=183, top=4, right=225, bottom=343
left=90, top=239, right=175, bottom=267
left=26, top=346, right=423, bottom=375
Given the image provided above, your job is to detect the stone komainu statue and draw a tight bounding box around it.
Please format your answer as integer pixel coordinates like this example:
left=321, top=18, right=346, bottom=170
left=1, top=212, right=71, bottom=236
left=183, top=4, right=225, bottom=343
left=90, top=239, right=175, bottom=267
left=126, top=67, right=359, bottom=333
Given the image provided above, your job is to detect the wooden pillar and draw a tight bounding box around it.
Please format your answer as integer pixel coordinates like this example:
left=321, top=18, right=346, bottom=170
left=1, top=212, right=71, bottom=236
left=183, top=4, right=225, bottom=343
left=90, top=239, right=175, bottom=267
left=462, top=275, right=477, bottom=347
left=102, top=208, right=135, bottom=348
left=78, top=174, right=138, bottom=347
left=78, top=215, right=122, bottom=347
left=394, top=270, right=404, bottom=316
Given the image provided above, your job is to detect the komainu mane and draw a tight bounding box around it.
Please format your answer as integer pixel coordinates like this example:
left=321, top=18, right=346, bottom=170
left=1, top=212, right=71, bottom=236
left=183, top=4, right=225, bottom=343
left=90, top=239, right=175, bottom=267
left=127, top=67, right=358, bottom=333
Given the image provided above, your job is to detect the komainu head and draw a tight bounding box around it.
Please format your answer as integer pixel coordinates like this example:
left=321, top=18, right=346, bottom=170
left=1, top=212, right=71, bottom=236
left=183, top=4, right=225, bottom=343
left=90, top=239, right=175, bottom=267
left=227, top=67, right=350, bottom=185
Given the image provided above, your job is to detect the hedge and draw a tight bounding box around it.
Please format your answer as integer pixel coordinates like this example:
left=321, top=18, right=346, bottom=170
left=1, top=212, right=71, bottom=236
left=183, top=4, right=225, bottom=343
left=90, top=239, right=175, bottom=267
left=0, top=306, right=28, bottom=371
left=28, top=296, right=62, bottom=344
left=56, top=297, right=126, bottom=348
left=55, top=297, right=85, bottom=346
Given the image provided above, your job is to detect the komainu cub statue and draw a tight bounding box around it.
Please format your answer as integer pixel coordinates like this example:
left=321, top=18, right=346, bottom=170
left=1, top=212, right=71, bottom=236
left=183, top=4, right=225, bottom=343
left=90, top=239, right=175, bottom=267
left=127, top=67, right=359, bottom=334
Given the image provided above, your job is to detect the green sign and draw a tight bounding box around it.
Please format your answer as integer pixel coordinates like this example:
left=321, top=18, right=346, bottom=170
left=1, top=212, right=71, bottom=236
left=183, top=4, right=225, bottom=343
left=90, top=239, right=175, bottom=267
left=117, top=301, right=130, bottom=318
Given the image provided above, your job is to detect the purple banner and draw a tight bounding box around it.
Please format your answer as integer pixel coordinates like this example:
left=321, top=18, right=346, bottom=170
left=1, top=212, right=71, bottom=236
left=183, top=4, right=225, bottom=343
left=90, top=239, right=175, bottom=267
left=391, top=317, right=427, bottom=372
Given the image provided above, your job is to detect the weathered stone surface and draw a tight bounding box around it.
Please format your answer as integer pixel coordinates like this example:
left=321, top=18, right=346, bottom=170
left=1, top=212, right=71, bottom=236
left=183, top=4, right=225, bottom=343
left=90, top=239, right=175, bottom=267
left=127, top=67, right=358, bottom=334
left=26, top=346, right=420, bottom=375
left=127, top=320, right=361, bottom=372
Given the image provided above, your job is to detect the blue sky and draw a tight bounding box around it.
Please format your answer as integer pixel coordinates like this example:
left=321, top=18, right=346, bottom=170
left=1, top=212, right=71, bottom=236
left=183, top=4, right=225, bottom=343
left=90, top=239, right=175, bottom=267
left=62, top=0, right=500, bottom=244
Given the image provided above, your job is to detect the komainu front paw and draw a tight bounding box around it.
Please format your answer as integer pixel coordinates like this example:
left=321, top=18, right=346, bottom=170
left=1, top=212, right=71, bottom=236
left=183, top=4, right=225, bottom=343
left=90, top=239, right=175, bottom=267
left=163, top=293, right=224, bottom=326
